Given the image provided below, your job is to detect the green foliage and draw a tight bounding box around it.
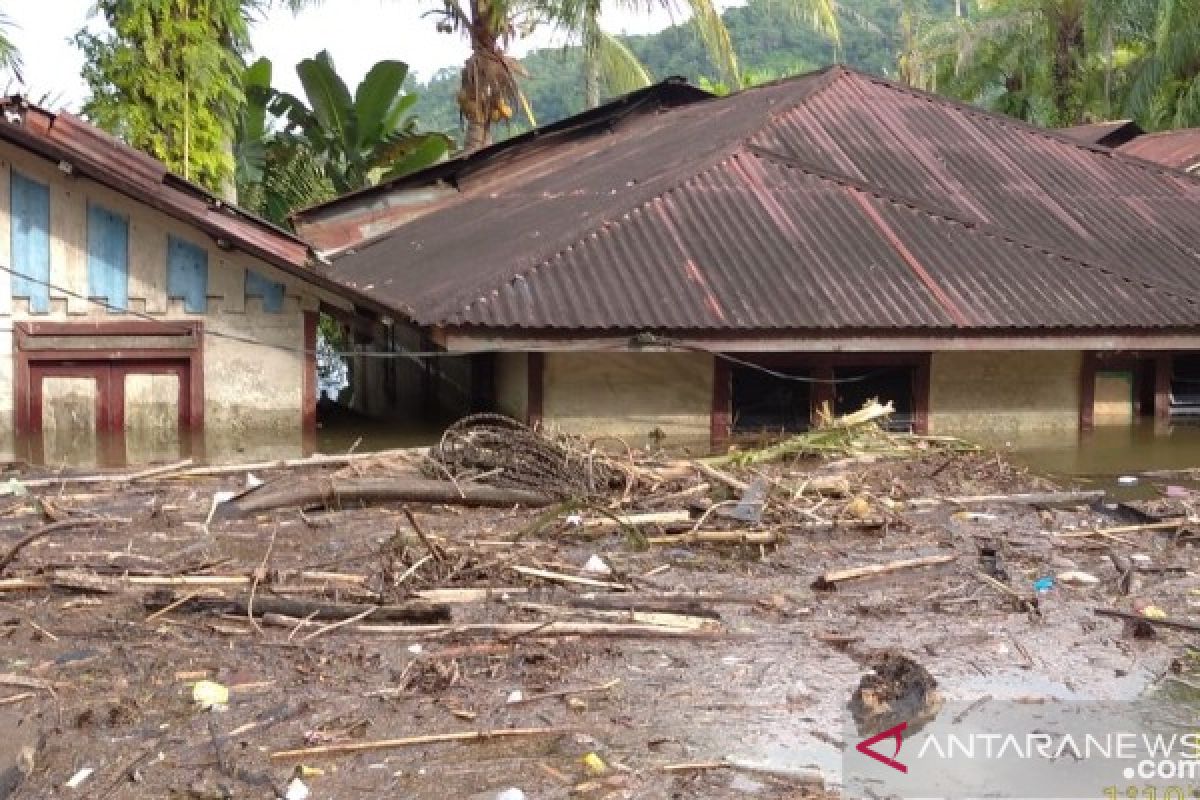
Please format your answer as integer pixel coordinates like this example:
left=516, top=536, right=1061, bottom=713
left=413, top=0, right=922, bottom=137
left=234, top=58, right=335, bottom=224
left=0, top=12, right=22, bottom=82
left=75, top=0, right=250, bottom=193
left=1123, top=0, right=1200, bottom=129
left=271, top=51, right=454, bottom=194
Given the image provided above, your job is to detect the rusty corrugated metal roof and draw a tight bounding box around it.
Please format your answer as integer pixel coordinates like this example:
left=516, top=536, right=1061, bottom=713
left=0, top=96, right=380, bottom=311
left=1060, top=120, right=1143, bottom=148
left=326, top=66, right=1200, bottom=334
left=1118, top=128, right=1200, bottom=172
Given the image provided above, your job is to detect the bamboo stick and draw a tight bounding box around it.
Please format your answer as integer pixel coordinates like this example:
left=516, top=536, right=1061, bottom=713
left=507, top=678, right=621, bottom=706
left=575, top=510, right=692, bottom=533
left=645, top=531, right=784, bottom=546
left=260, top=613, right=733, bottom=639
left=415, top=587, right=529, bottom=603
left=1094, top=608, right=1200, bottom=633
left=269, top=726, right=573, bottom=761
left=691, top=462, right=749, bottom=493
left=151, top=447, right=429, bottom=479
left=1053, top=519, right=1187, bottom=538
left=512, top=602, right=714, bottom=630
left=814, top=554, right=956, bottom=587
left=510, top=565, right=630, bottom=591
left=14, top=458, right=194, bottom=489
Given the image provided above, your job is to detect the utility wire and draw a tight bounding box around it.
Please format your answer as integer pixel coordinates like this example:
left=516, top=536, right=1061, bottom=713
left=0, top=262, right=910, bottom=385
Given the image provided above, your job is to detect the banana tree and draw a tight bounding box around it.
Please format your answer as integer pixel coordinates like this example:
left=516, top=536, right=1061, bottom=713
left=234, top=57, right=333, bottom=222
left=272, top=50, right=454, bottom=193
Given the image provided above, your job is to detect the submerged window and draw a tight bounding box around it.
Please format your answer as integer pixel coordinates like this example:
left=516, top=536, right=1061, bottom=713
left=87, top=203, right=129, bottom=311
left=10, top=171, right=50, bottom=313
left=167, top=236, right=209, bottom=313
left=245, top=268, right=284, bottom=313
left=732, top=364, right=812, bottom=434
left=834, top=365, right=915, bottom=431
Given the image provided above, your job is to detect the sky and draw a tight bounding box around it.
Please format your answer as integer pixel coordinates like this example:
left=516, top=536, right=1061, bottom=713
left=4, top=0, right=691, bottom=111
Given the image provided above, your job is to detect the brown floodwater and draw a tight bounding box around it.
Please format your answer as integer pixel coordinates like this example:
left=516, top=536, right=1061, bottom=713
left=15, top=414, right=1200, bottom=480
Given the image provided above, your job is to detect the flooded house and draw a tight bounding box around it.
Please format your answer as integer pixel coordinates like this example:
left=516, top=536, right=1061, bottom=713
left=0, top=96, right=372, bottom=465
left=294, top=66, right=1200, bottom=449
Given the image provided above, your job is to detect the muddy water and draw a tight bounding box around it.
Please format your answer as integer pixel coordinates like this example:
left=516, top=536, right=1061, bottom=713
left=986, top=420, right=1200, bottom=481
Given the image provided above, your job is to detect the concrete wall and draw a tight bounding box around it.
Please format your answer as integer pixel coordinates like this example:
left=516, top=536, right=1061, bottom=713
left=542, top=351, right=713, bottom=444
left=0, top=140, right=323, bottom=459
left=928, top=351, right=1082, bottom=436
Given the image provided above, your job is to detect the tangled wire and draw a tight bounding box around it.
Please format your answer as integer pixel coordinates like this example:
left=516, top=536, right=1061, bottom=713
left=427, top=414, right=628, bottom=500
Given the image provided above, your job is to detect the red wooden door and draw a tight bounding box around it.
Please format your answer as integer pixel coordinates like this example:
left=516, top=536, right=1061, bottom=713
left=26, top=359, right=191, bottom=465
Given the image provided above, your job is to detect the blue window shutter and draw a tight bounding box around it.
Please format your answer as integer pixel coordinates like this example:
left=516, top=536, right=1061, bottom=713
left=86, top=203, right=129, bottom=311
left=245, top=268, right=284, bottom=313
left=10, top=172, right=50, bottom=313
left=167, top=235, right=208, bottom=312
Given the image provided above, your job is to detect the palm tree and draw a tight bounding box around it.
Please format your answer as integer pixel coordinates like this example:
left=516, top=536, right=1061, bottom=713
left=932, top=0, right=1135, bottom=127
left=1123, top=0, right=1200, bottom=129
left=557, top=0, right=840, bottom=109
left=430, top=0, right=542, bottom=152
left=0, top=12, right=22, bottom=83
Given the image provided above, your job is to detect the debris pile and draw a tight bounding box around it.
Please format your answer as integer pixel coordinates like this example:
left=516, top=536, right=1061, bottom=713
left=0, top=404, right=1194, bottom=797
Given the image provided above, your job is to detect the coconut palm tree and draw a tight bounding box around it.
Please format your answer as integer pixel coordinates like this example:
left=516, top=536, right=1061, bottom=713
left=1123, top=0, right=1200, bottom=129
left=432, top=0, right=841, bottom=151
left=0, top=12, right=22, bottom=82
left=932, top=0, right=1139, bottom=127
left=557, top=0, right=840, bottom=109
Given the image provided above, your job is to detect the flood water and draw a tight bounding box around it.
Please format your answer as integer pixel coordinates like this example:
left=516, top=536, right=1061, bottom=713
left=16, top=416, right=1200, bottom=477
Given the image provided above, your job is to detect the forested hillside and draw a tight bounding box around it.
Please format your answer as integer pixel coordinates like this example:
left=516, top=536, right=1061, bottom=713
left=410, top=0, right=947, bottom=141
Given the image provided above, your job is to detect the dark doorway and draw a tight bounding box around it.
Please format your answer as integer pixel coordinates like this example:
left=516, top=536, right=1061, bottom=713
left=731, top=364, right=812, bottom=434
left=1171, top=354, right=1200, bottom=418
left=833, top=365, right=916, bottom=431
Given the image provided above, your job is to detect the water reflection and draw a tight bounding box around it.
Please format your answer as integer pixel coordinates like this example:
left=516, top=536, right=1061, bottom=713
left=11, top=415, right=1200, bottom=473
left=990, top=420, right=1200, bottom=479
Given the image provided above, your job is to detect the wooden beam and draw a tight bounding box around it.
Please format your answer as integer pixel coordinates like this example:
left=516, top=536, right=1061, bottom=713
left=1080, top=351, right=1096, bottom=432
left=302, top=310, right=318, bottom=445
left=1155, top=353, right=1172, bottom=423
left=912, top=352, right=931, bottom=434
left=711, top=356, right=731, bottom=446
left=527, top=352, right=544, bottom=428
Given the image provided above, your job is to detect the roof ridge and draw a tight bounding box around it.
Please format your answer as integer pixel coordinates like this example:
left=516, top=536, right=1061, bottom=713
left=833, top=67, right=1200, bottom=185
left=745, top=143, right=1200, bottom=309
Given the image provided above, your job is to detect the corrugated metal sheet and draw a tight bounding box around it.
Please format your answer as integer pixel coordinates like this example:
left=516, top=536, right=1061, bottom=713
left=328, top=67, right=1200, bottom=333
left=1118, top=129, right=1200, bottom=172
left=1060, top=120, right=1142, bottom=148
left=448, top=150, right=1197, bottom=330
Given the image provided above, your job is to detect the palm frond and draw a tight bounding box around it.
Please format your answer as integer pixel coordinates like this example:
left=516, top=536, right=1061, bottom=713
left=595, top=29, right=653, bottom=95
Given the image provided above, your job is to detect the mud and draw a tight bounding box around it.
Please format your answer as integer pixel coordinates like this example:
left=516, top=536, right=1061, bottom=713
left=0, top=451, right=1194, bottom=799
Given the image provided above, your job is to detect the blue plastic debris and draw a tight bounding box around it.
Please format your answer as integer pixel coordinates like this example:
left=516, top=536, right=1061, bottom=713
left=1033, top=577, right=1055, bottom=593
